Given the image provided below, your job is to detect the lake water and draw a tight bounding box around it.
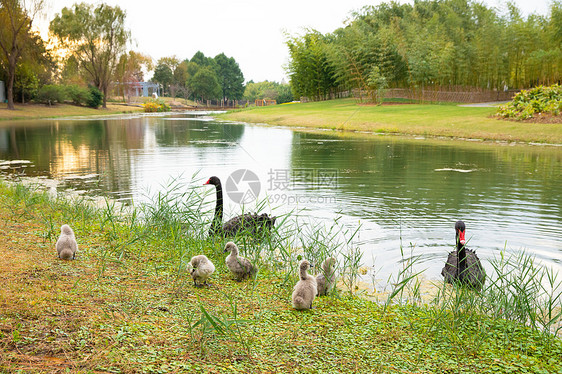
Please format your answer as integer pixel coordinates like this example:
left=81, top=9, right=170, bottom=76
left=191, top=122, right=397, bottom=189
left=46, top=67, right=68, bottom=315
left=1, top=112, right=561, bottom=283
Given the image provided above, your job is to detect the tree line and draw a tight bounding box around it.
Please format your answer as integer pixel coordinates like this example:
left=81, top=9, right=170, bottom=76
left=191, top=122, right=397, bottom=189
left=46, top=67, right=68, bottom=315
left=149, top=51, right=245, bottom=102
left=149, top=53, right=293, bottom=104
left=286, top=0, right=562, bottom=101
left=0, top=1, right=292, bottom=110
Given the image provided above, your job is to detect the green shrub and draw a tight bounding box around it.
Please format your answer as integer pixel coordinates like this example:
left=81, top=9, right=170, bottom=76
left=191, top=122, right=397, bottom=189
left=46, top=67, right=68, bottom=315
left=158, top=100, right=171, bottom=112
left=36, top=85, right=67, bottom=105
left=86, top=86, right=103, bottom=108
left=497, top=84, right=562, bottom=120
left=65, top=85, right=91, bottom=106
left=14, top=64, right=39, bottom=103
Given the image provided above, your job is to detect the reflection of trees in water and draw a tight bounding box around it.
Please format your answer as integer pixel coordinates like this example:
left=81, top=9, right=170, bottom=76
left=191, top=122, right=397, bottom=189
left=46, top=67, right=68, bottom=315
left=152, top=120, right=245, bottom=147
left=0, top=118, right=246, bottom=200
left=0, top=119, right=149, bottom=197
left=289, top=132, right=562, bottom=219
left=0, top=121, right=106, bottom=175
left=100, top=119, right=144, bottom=197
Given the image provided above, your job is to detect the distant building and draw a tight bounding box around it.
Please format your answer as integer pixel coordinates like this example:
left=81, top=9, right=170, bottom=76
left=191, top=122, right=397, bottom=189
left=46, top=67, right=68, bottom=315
left=128, top=81, right=161, bottom=97
left=0, top=81, right=5, bottom=103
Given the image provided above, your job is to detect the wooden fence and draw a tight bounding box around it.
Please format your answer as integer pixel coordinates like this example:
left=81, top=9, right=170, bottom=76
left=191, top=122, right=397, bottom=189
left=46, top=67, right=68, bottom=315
left=193, top=99, right=251, bottom=108
left=383, top=88, right=519, bottom=103
left=301, top=87, right=520, bottom=103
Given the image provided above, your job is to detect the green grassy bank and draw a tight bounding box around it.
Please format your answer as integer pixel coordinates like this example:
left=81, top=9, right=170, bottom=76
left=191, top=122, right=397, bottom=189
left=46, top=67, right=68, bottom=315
left=219, top=99, right=562, bottom=144
left=0, top=179, right=561, bottom=373
left=0, top=102, right=142, bottom=121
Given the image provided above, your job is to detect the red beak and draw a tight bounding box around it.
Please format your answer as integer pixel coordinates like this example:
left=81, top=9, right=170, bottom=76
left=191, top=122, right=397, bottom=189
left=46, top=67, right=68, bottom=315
left=203, top=179, right=210, bottom=185
left=458, top=230, right=466, bottom=245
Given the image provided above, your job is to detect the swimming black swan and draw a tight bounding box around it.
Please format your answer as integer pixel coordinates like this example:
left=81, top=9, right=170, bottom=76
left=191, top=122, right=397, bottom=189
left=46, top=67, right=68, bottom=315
left=204, top=176, right=276, bottom=237
left=441, top=220, right=486, bottom=290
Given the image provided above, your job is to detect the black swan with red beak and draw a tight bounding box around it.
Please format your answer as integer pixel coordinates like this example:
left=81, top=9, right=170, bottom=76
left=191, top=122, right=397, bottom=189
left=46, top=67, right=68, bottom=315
left=204, top=176, right=276, bottom=237
left=441, top=220, right=486, bottom=290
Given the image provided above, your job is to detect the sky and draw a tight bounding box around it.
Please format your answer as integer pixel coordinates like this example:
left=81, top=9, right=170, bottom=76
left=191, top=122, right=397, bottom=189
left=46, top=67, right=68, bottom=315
left=36, top=0, right=553, bottom=83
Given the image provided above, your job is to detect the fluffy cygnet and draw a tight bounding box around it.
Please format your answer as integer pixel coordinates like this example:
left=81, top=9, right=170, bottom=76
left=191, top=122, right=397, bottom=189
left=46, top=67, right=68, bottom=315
left=189, top=255, right=215, bottom=287
left=224, top=242, right=255, bottom=281
left=292, top=260, right=317, bottom=310
left=56, top=224, right=78, bottom=260
left=316, top=257, right=336, bottom=296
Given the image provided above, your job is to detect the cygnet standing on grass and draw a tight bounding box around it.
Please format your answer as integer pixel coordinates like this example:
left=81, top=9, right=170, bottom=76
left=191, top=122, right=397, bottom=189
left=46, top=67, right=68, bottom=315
left=292, top=260, right=317, bottom=310
left=316, top=257, right=336, bottom=296
left=224, top=242, right=255, bottom=281
left=56, top=224, right=78, bottom=260
left=189, top=255, right=215, bottom=287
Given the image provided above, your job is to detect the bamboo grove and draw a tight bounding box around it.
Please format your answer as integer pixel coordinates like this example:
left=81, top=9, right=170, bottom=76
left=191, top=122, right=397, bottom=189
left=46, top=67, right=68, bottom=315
left=285, top=0, right=562, bottom=101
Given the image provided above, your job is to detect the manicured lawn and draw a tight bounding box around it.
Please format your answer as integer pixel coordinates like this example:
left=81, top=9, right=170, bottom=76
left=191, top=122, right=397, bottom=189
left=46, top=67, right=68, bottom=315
left=0, top=102, right=142, bottom=121
left=220, top=99, right=562, bottom=143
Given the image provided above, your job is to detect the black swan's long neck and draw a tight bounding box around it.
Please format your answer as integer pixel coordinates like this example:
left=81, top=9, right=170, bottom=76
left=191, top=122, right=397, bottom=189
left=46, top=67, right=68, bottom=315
left=457, top=235, right=467, bottom=278
left=212, top=181, right=224, bottom=232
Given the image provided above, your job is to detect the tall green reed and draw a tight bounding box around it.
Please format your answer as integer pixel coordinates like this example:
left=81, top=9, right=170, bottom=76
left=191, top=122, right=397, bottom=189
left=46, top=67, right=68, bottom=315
left=383, top=241, right=424, bottom=313
left=483, top=249, right=562, bottom=336
left=424, top=247, right=562, bottom=347
left=191, top=294, right=253, bottom=357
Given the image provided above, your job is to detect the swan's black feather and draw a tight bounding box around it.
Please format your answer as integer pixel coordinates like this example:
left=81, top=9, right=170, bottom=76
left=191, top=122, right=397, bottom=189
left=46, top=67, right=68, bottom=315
left=206, top=176, right=276, bottom=238
left=441, top=248, right=485, bottom=290
left=441, top=221, right=486, bottom=290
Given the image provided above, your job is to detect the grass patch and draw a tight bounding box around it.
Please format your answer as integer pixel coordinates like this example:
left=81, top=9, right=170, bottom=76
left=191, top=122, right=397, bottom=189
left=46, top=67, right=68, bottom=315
left=0, top=178, right=561, bottom=373
left=219, top=98, right=562, bottom=144
left=0, top=102, right=143, bottom=121
left=0, top=96, right=202, bottom=122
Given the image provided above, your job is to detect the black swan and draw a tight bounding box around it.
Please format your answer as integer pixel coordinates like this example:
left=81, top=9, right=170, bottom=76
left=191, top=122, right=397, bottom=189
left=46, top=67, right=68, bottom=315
left=204, top=176, right=276, bottom=237
left=441, top=220, right=486, bottom=290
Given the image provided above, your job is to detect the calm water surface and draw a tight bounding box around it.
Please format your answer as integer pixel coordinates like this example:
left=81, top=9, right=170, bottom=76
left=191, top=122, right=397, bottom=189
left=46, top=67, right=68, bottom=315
left=1, top=112, right=561, bottom=282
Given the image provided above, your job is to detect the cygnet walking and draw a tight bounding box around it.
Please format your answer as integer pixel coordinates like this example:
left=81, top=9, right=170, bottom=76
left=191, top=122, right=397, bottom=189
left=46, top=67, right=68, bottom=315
left=224, top=242, right=255, bottom=281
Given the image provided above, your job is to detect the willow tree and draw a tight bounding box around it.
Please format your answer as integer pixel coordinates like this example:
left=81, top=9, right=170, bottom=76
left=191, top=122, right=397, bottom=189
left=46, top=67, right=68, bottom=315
left=0, top=0, right=44, bottom=110
left=114, top=51, right=153, bottom=100
left=50, top=2, right=130, bottom=108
